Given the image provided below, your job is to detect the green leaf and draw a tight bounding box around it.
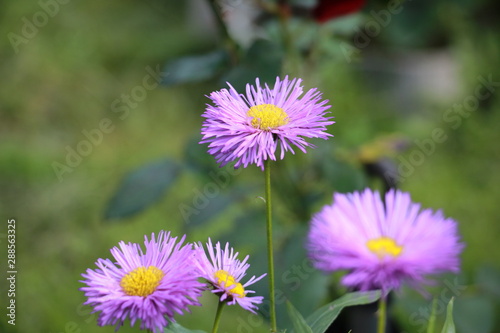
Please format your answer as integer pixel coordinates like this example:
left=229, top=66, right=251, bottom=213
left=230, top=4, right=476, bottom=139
left=279, top=227, right=330, bottom=327
left=104, top=158, right=180, bottom=220
left=221, top=39, right=283, bottom=92
left=287, top=301, right=314, bottom=333
left=440, top=298, right=456, bottom=333
left=220, top=209, right=267, bottom=248
left=182, top=191, right=234, bottom=227
left=164, top=322, right=206, bottom=333
left=182, top=185, right=253, bottom=227
left=299, top=290, right=382, bottom=333
left=183, top=136, right=220, bottom=177
left=162, top=50, right=229, bottom=86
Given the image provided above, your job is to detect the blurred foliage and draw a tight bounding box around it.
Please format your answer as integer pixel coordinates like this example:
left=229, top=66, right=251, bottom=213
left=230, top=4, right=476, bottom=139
left=104, top=158, right=180, bottom=220
left=162, top=49, right=230, bottom=86
left=0, top=0, right=499, bottom=332
left=164, top=322, right=207, bottom=333
left=289, top=290, right=382, bottom=333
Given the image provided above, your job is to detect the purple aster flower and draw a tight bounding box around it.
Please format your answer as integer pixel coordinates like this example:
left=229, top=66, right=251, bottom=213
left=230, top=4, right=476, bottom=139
left=306, top=189, right=463, bottom=292
left=201, top=76, right=334, bottom=169
left=80, top=231, right=204, bottom=333
left=194, top=238, right=266, bottom=313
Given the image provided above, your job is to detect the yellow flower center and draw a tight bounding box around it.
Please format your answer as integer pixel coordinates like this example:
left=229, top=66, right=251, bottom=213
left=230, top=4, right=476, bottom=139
left=247, top=104, right=289, bottom=130
left=214, top=270, right=245, bottom=298
left=120, top=266, right=164, bottom=297
left=366, top=237, right=403, bottom=259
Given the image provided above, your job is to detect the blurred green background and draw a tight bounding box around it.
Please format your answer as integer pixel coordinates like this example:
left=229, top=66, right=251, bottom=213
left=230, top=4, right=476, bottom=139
left=1, top=0, right=499, bottom=332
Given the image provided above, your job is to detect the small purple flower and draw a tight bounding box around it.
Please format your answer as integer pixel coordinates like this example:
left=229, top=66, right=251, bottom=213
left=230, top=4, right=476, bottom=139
left=201, top=76, right=334, bottom=169
left=80, top=231, right=204, bottom=333
left=306, top=189, right=463, bottom=292
left=195, top=239, right=266, bottom=313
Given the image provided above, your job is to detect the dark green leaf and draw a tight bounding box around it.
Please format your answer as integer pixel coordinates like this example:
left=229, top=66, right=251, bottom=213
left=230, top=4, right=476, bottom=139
left=184, top=136, right=220, bottom=178
left=300, top=290, right=382, bottom=333
left=319, top=158, right=367, bottom=193
left=383, top=3, right=441, bottom=48
left=279, top=226, right=330, bottom=326
left=162, top=50, right=229, bottom=86
left=221, top=39, right=283, bottom=91
left=104, top=158, right=180, bottom=220
left=440, top=298, right=455, bottom=333
left=287, top=301, right=313, bottom=333
left=182, top=192, right=233, bottom=227
left=164, top=322, right=206, bottom=333
left=181, top=186, right=250, bottom=227
left=219, top=209, right=267, bottom=248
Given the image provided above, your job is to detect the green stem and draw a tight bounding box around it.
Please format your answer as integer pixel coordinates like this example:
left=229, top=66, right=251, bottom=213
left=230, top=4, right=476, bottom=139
left=264, top=159, right=277, bottom=332
left=211, top=301, right=225, bottom=333
left=426, top=296, right=438, bottom=333
left=377, top=295, right=387, bottom=333
left=207, top=0, right=240, bottom=64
